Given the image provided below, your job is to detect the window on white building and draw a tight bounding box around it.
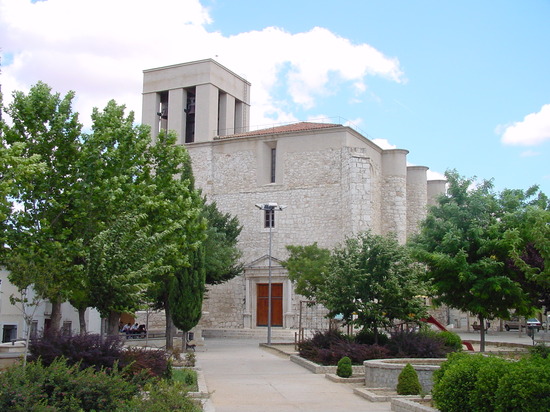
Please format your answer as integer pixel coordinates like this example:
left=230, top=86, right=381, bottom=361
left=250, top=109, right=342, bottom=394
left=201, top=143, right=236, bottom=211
left=264, top=209, right=275, bottom=228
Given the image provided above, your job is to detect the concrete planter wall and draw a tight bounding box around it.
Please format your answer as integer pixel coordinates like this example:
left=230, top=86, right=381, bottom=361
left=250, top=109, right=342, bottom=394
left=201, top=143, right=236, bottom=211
left=364, top=358, right=445, bottom=392
left=290, top=355, right=364, bottom=375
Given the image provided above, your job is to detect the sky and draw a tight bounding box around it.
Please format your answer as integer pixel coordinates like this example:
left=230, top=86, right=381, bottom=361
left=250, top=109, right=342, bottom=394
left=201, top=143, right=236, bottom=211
left=1, top=0, right=549, bottom=194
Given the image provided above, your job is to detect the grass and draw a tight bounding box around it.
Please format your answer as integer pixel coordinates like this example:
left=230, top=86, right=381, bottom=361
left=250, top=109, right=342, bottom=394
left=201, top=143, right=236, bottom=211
left=172, top=368, right=198, bottom=392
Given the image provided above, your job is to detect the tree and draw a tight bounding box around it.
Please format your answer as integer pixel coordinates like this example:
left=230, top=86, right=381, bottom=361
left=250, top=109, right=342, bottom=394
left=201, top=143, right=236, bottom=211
left=318, top=231, right=428, bottom=343
left=87, top=213, right=174, bottom=335
left=202, top=200, right=243, bottom=285
left=282, top=243, right=330, bottom=300
left=1, top=82, right=82, bottom=331
left=411, top=170, right=537, bottom=351
left=69, top=100, right=153, bottom=333
left=141, top=130, right=207, bottom=349
left=497, top=188, right=550, bottom=306
left=169, top=245, right=206, bottom=350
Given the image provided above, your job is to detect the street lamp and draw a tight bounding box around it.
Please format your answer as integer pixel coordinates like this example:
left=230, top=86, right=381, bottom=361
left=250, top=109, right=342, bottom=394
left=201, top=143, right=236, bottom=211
left=255, top=202, right=286, bottom=345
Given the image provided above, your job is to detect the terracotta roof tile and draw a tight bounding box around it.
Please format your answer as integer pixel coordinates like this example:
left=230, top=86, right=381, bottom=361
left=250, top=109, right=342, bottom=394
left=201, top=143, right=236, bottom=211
left=216, top=121, right=342, bottom=139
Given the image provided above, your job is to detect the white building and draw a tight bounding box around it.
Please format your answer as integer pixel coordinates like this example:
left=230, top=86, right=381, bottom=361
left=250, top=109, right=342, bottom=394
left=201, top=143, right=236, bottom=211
left=0, top=269, right=101, bottom=343
left=142, top=59, right=448, bottom=331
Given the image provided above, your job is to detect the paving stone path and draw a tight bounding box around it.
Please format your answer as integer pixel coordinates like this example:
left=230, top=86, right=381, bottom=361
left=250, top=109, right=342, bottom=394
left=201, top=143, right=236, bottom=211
left=197, top=338, right=392, bottom=412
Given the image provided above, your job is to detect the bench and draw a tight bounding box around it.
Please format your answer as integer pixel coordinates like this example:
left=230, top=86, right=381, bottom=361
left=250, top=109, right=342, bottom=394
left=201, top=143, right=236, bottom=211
left=471, top=323, right=488, bottom=332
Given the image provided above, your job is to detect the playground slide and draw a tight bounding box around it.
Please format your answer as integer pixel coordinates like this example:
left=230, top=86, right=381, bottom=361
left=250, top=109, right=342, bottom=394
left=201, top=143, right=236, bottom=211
left=423, top=316, right=475, bottom=351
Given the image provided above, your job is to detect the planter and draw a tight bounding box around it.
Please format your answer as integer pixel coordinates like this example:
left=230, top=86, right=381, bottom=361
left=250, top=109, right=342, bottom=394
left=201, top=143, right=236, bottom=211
left=290, top=354, right=364, bottom=375
left=364, top=358, right=445, bottom=392
left=391, top=397, right=438, bottom=412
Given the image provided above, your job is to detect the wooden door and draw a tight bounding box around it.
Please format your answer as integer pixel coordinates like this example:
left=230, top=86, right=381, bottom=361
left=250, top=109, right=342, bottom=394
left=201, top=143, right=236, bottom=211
left=257, top=283, right=283, bottom=327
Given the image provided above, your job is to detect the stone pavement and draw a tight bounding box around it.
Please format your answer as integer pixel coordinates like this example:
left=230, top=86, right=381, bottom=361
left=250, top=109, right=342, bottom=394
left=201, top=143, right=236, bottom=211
left=196, top=330, right=548, bottom=412
left=197, top=338, right=392, bottom=412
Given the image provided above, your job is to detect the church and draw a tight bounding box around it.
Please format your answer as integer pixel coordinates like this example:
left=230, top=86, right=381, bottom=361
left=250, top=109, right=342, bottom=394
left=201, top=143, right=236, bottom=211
left=141, top=59, right=446, bottom=332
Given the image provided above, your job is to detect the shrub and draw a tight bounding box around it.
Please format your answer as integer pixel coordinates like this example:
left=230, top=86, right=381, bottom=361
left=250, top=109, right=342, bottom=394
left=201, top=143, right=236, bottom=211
left=388, top=330, right=450, bottom=358
left=306, top=330, right=348, bottom=349
left=436, top=330, right=463, bottom=352
left=432, top=353, right=485, bottom=412
left=28, top=332, right=124, bottom=371
left=468, top=356, right=509, bottom=412
left=336, top=356, right=352, bottom=378
left=0, top=357, right=139, bottom=411
left=121, top=346, right=171, bottom=380
left=172, top=368, right=198, bottom=391
left=354, top=328, right=390, bottom=346
left=494, top=357, right=550, bottom=412
left=118, top=379, right=201, bottom=412
left=396, top=363, right=421, bottom=395
left=528, top=343, right=550, bottom=359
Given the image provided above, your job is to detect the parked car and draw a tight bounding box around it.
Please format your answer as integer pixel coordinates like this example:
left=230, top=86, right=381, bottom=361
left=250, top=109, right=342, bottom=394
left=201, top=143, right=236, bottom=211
left=504, top=317, right=542, bottom=331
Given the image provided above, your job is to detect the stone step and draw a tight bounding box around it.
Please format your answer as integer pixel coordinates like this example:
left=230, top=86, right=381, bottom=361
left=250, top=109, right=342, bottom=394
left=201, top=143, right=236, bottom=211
left=202, top=328, right=297, bottom=341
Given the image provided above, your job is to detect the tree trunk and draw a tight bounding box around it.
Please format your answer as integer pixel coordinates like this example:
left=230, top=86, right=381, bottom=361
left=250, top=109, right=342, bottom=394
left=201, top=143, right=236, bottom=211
left=165, top=302, right=175, bottom=351
left=78, top=307, right=87, bottom=335
left=479, top=315, right=486, bottom=352
left=106, top=311, right=121, bottom=336
left=182, top=330, right=188, bottom=353
left=49, top=298, right=63, bottom=332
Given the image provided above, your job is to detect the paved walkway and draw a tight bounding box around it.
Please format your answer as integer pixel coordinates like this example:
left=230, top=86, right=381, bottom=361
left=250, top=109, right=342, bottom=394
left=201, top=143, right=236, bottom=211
left=197, top=338, right=392, bottom=412
left=196, top=330, right=547, bottom=412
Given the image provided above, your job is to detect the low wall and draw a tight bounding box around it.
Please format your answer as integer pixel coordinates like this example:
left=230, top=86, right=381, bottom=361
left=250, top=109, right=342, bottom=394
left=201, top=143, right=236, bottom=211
left=364, top=358, right=444, bottom=392
left=290, top=355, right=364, bottom=375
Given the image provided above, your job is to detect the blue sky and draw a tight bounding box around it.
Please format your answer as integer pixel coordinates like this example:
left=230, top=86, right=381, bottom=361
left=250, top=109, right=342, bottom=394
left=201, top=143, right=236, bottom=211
left=1, top=0, right=549, bottom=194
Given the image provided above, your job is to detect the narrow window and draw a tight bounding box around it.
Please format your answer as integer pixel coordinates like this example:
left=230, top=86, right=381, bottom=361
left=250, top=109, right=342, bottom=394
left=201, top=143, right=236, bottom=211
left=62, top=321, right=72, bottom=337
left=264, top=209, right=275, bottom=228
left=270, top=147, right=276, bottom=183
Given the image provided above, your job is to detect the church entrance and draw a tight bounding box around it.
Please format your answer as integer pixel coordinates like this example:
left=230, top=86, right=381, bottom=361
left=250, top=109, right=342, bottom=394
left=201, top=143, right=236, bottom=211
left=256, top=283, right=283, bottom=327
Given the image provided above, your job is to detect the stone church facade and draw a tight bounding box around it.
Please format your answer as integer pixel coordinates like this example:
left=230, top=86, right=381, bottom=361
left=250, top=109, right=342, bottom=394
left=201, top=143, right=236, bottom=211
left=141, top=59, right=447, bottom=331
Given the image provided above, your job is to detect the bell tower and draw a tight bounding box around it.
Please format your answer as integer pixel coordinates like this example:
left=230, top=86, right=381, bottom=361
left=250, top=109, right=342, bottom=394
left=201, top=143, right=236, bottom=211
left=142, top=59, right=251, bottom=144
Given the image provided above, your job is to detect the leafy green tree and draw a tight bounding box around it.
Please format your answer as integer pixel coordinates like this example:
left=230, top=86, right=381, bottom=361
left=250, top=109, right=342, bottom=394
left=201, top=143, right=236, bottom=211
left=87, top=213, right=174, bottom=335
left=1, top=82, right=82, bottom=331
left=496, top=188, right=550, bottom=308
left=141, top=130, right=207, bottom=349
left=282, top=243, right=331, bottom=300
left=411, top=170, right=538, bottom=351
left=69, top=100, right=153, bottom=333
left=202, top=200, right=243, bottom=285
left=319, top=231, right=428, bottom=343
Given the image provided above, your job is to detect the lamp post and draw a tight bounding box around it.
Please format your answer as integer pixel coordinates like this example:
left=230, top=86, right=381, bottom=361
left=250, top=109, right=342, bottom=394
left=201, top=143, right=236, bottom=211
left=255, top=202, right=286, bottom=345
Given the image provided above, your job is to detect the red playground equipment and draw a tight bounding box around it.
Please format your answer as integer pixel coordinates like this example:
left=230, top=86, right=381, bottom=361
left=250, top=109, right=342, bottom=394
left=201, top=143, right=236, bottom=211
left=423, top=316, right=474, bottom=351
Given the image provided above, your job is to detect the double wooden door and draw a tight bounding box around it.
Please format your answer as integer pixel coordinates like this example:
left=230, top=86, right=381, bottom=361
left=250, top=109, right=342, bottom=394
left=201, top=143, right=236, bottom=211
left=257, top=283, right=283, bottom=327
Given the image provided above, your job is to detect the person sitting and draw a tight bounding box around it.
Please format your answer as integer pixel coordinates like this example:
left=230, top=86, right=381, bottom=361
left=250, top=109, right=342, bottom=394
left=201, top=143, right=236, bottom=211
left=137, top=324, right=147, bottom=338
left=129, top=323, right=139, bottom=338
left=121, top=323, right=131, bottom=336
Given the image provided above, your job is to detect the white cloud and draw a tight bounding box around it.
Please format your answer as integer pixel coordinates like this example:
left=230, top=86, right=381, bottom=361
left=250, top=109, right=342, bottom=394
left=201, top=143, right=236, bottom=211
left=427, top=170, right=446, bottom=181
left=499, top=104, right=550, bottom=146
left=372, top=138, right=397, bottom=150
left=520, top=150, right=541, bottom=158
left=0, top=0, right=404, bottom=130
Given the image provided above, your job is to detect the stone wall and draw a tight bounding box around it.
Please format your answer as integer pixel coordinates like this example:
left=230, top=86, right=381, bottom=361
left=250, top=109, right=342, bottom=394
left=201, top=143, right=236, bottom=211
left=364, top=359, right=445, bottom=392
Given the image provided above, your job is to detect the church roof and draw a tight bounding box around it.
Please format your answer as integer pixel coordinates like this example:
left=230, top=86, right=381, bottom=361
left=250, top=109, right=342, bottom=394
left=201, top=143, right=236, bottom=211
left=217, top=121, right=342, bottom=139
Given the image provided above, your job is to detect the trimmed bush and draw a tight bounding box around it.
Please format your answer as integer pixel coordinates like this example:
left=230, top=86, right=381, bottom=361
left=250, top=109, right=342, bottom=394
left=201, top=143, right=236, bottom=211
left=493, top=357, right=550, bottom=412
left=336, top=356, right=352, bottom=378
left=436, top=330, right=463, bottom=352
left=468, top=356, right=509, bottom=412
left=432, top=353, right=485, bottom=412
left=396, top=363, right=422, bottom=395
